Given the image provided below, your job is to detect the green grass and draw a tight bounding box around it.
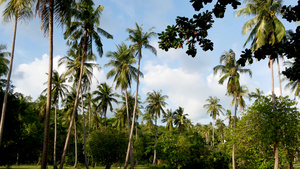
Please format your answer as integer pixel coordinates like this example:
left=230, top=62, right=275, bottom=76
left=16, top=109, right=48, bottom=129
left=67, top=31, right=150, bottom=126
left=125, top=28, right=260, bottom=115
left=0, top=165, right=149, bottom=169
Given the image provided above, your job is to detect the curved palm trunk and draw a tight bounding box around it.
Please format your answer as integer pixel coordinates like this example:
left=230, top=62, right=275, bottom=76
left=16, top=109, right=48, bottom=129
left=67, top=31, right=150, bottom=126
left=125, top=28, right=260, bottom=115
left=80, top=88, right=89, bottom=169
left=73, top=120, right=78, bottom=168
left=153, top=117, right=157, bottom=166
left=124, top=90, right=134, bottom=169
left=124, top=48, right=142, bottom=169
left=0, top=15, right=18, bottom=146
left=59, top=49, right=85, bottom=169
left=41, top=2, right=53, bottom=168
left=53, top=103, right=58, bottom=169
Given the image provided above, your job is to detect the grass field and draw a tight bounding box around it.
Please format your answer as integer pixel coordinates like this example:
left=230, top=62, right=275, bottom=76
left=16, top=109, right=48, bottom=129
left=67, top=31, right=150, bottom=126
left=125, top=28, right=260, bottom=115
left=0, top=165, right=149, bottom=169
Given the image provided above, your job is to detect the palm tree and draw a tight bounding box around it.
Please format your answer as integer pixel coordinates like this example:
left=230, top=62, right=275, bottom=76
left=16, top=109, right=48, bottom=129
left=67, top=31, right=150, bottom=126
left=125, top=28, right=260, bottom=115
left=202, top=124, right=210, bottom=144
left=35, top=0, right=75, bottom=167
left=0, top=44, right=9, bottom=89
left=225, top=110, right=233, bottom=128
left=48, top=70, right=69, bottom=169
left=215, top=118, right=225, bottom=143
left=105, top=43, right=141, bottom=168
left=112, top=108, right=126, bottom=131
left=162, top=109, right=175, bottom=133
left=237, top=1, right=286, bottom=166
left=93, top=83, right=118, bottom=126
left=124, top=23, right=157, bottom=169
left=203, top=96, right=224, bottom=147
left=248, top=88, right=264, bottom=101
left=145, top=90, right=168, bottom=166
left=142, top=109, right=154, bottom=131
left=0, top=0, right=34, bottom=147
left=213, top=49, right=252, bottom=167
left=231, top=85, right=248, bottom=115
left=59, top=0, right=112, bottom=168
left=174, top=107, right=189, bottom=133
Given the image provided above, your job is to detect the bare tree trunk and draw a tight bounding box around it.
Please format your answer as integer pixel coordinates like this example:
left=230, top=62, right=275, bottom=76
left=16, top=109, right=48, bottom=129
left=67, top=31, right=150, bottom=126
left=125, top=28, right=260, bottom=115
left=0, top=15, right=17, bottom=146
left=53, top=103, right=58, bottom=169
left=80, top=87, right=89, bottom=169
left=153, top=118, right=157, bottom=166
left=124, top=49, right=142, bottom=169
left=41, top=1, right=53, bottom=168
left=73, top=120, right=77, bottom=168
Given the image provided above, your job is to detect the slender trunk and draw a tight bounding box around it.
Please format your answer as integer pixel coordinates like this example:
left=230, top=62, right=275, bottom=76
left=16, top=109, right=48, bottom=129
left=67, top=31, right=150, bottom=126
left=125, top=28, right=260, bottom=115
left=124, top=48, right=142, bottom=169
left=212, top=119, right=214, bottom=147
left=270, top=58, right=279, bottom=169
left=153, top=117, right=157, bottom=166
left=59, top=47, right=85, bottom=169
left=53, top=103, right=58, bottom=169
left=232, top=94, right=237, bottom=169
left=104, top=107, right=107, bottom=127
left=41, top=2, right=53, bottom=168
left=80, top=88, right=89, bottom=169
left=73, top=120, right=77, bottom=168
left=277, top=58, right=282, bottom=97
left=124, top=90, right=134, bottom=169
left=88, top=104, right=91, bottom=135
left=0, top=15, right=18, bottom=146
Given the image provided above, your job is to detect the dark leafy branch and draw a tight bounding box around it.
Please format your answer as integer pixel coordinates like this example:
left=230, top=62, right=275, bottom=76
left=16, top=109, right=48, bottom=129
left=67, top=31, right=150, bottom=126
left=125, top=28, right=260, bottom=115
left=158, top=0, right=241, bottom=57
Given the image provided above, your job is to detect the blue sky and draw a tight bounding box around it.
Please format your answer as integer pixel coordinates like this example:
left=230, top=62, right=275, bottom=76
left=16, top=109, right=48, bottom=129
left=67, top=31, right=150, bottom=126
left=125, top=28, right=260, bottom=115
left=0, top=0, right=298, bottom=125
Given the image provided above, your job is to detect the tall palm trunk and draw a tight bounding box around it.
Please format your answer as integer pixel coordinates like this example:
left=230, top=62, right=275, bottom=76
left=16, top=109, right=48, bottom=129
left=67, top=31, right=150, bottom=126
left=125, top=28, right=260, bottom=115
left=232, top=94, right=237, bottom=169
left=212, top=119, right=214, bottom=147
left=269, top=58, right=279, bottom=169
left=124, top=90, right=134, bottom=169
left=53, top=103, right=58, bottom=169
left=124, top=48, right=142, bottom=169
left=41, top=1, right=53, bottom=168
left=276, top=58, right=282, bottom=97
left=59, top=47, right=85, bottom=169
left=73, top=120, right=77, bottom=168
left=0, top=15, right=18, bottom=146
left=80, top=87, right=89, bottom=169
left=153, top=117, right=157, bottom=166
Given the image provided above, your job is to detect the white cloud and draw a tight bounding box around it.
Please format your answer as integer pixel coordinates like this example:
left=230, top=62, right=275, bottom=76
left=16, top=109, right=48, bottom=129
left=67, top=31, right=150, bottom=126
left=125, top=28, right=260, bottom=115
left=11, top=54, right=107, bottom=101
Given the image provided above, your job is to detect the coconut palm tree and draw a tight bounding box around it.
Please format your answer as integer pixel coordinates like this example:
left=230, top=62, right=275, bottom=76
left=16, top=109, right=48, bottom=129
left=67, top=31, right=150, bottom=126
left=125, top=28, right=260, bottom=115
left=0, top=0, right=34, bottom=147
left=35, top=0, right=75, bottom=167
left=93, top=83, right=118, bottom=126
left=215, top=118, right=225, bottom=143
left=248, top=88, right=264, bottom=102
left=60, top=1, right=112, bottom=168
left=203, top=96, right=224, bottom=147
left=225, top=110, right=233, bottom=128
left=237, top=1, right=286, bottom=166
left=174, top=107, right=189, bottom=133
left=124, top=23, right=157, bottom=168
left=142, top=109, right=154, bottom=131
left=145, top=90, right=167, bottom=166
left=105, top=43, right=141, bottom=167
left=46, top=70, right=69, bottom=169
left=162, top=109, right=175, bottom=133
left=213, top=49, right=252, bottom=167
left=231, top=85, right=248, bottom=115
